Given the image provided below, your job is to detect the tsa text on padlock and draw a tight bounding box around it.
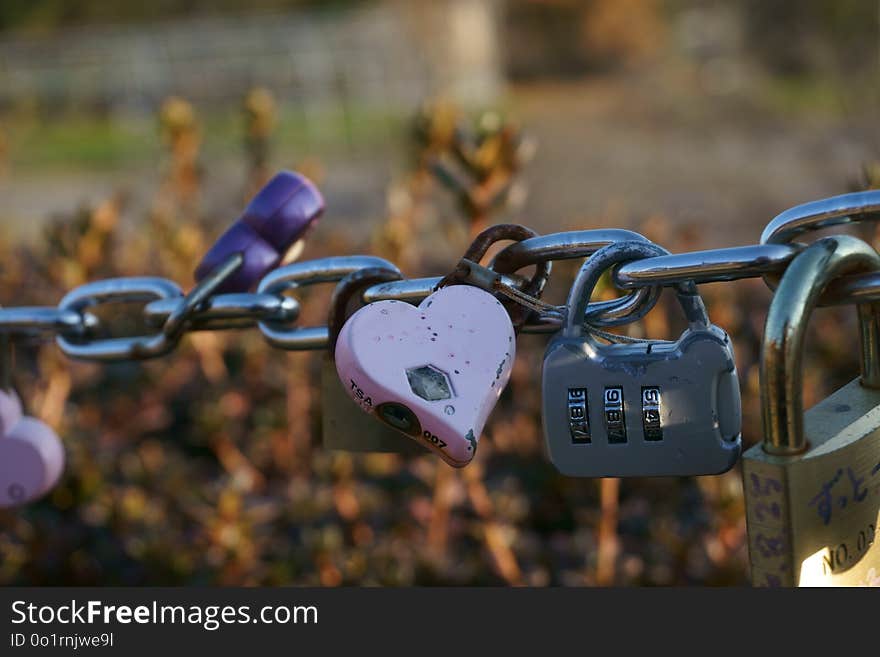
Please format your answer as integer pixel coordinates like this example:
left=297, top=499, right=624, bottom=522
left=323, top=266, right=427, bottom=455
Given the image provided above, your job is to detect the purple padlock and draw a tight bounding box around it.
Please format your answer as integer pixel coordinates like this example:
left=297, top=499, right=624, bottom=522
left=241, top=171, right=324, bottom=250
left=194, top=171, right=324, bottom=293
left=194, top=222, right=281, bottom=295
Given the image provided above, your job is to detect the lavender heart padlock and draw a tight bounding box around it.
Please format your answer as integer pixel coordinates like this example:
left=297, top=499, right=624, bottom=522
left=335, top=285, right=515, bottom=467
left=0, top=407, right=65, bottom=508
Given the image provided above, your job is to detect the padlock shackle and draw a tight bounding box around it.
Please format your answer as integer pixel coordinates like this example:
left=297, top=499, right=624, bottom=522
left=440, top=223, right=552, bottom=330
left=563, top=241, right=709, bottom=340
left=761, top=235, right=880, bottom=456
left=857, top=302, right=880, bottom=387
left=456, top=223, right=551, bottom=299
left=327, top=267, right=404, bottom=355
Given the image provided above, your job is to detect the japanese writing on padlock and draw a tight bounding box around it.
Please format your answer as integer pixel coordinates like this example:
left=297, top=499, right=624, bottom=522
left=743, top=235, right=880, bottom=587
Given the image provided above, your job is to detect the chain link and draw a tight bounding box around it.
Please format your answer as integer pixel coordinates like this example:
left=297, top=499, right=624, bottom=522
left=489, top=228, right=661, bottom=327
left=761, top=189, right=880, bottom=245
left=6, top=193, right=880, bottom=362
left=144, top=293, right=299, bottom=332
left=257, top=256, right=400, bottom=351
left=0, top=306, right=98, bottom=337
left=55, top=277, right=185, bottom=361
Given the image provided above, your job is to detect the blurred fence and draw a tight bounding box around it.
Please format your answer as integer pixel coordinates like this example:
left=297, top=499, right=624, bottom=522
left=0, top=1, right=502, bottom=118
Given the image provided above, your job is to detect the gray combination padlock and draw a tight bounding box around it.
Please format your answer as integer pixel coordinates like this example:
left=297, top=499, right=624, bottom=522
left=542, top=241, right=742, bottom=477
left=321, top=267, right=427, bottom=455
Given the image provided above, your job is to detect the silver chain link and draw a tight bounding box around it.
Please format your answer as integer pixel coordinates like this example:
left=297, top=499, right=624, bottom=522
left=4, top=189, right=880, bottom=362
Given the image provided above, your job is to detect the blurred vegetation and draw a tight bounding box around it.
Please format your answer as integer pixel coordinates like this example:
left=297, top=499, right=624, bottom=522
left=3, top=107, right=403, bottom=174
left=0, top=0, right=877, bottom=587
left=1, top=91, right=872, bottom=586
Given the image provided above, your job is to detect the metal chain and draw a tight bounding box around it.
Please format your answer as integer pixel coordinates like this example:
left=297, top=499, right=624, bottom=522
left=4, top=189, right=880, bottom=362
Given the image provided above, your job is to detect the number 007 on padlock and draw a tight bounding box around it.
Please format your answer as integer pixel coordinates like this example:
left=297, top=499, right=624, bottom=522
left=743, top=236, right=880, bottom=587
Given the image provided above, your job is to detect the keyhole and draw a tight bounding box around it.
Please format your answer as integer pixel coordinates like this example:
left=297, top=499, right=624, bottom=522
left=8, top=483, right=25, bottom=502
left=377, top=402, right=421, bottom=437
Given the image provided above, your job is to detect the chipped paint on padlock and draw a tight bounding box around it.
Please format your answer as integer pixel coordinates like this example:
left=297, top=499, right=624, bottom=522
left=334, top=285, right=516, bottom=467
left=743, top=235, right=880, bottom=587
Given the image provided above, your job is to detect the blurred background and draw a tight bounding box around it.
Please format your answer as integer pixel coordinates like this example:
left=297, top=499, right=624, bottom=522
left=0, top=0, right=878, bottom=586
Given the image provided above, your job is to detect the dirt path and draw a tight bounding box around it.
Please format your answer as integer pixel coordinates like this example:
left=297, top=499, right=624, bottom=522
left=513, top=75, right=876, bottom=247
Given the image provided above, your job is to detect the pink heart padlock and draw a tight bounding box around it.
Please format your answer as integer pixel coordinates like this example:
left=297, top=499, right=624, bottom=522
left=334, top=284, right=515, bottom=467
left=0, top=412, right=65, bottom=508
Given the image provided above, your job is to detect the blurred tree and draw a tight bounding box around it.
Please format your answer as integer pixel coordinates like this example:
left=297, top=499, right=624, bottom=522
left=503, top=0, right=666, bottom=79
left=580, top=0, right=666, bottom=68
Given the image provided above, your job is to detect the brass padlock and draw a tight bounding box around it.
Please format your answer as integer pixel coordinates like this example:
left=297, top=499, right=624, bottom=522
left=743, top=235, right=880, bottom=587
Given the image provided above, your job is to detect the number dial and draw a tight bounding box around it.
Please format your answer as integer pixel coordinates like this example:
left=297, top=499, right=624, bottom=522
left=542, top=325, right=741, bottom=478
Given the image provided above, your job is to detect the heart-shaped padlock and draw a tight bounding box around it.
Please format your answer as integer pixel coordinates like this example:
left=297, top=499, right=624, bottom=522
left=334, top=224, right=551, bottom=466
left=0, top=330, right=65, bottom=507
left=0, top=390, right=65, bottom=508
left=334, top=284, right=515, bottom=466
